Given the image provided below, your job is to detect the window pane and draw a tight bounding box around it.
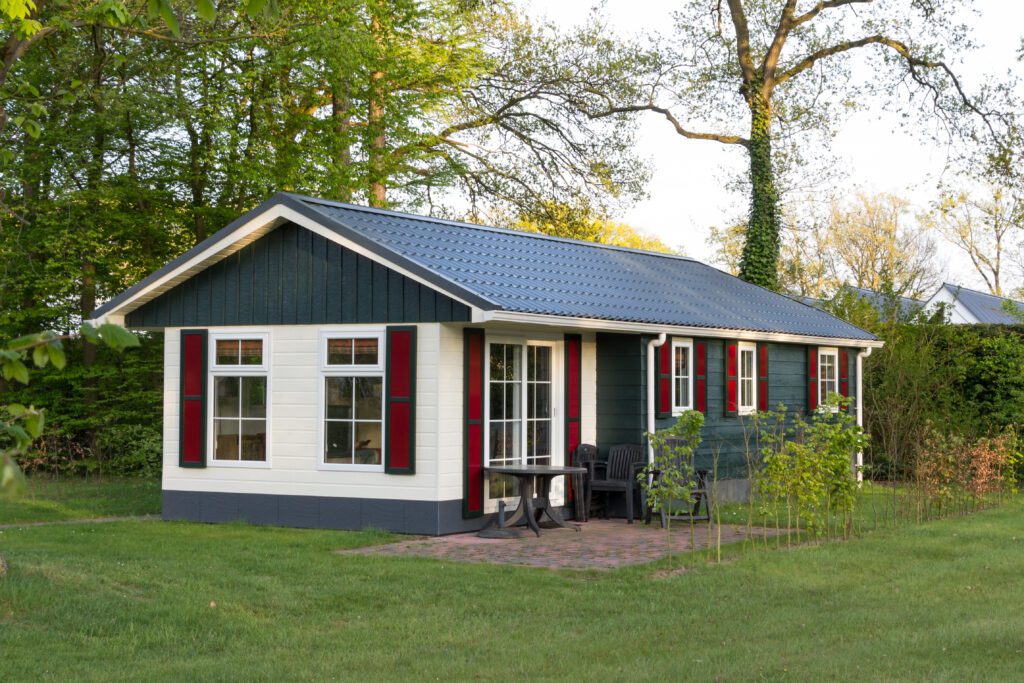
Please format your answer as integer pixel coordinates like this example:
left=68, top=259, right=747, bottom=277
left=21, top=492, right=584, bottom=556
left=675, top=346, right=689, bottom=377
left=325, top=377, right=353, bottom=419
left=240, top=420, right=266, bottom=461
left=214, top=376, right=240, bottom=418
left=533, top=346, right=550, bottom=382
left=354, top=338, right=378, bottom=365
left=505, top=381, right=521, bottom=420
left=240, top=339, right=263, bottom=365
left=354, top=377, right=382, bottom=419
left=214, top=419, right=239, bottom=460
left=241, top=377, right=266, bottom=418
left=535, top=420, right=550, bottom=458
left=505, top=421, right=520, bottom=462
left=325, top=421, right=353, bottom=464
left=327, top=338, right=353, bottom=365
left=355, top=422, right=382, bottom=463
left=490, top=345, right=505, bottom=381
left=677, top=377, right=689, bottom=407
left=505, top=345, right=521, bottom=381
left=489, top=423, right=507, bottom=462
left=534, top=384, right=550, bottom=419
left=216, top=340, right=239, bottom=365
left=526, top=421, right=536, bottom=457
left=489, top=384, right=504, bottom=420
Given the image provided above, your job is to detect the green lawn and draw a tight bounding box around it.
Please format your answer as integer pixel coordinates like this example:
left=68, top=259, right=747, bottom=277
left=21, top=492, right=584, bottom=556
left=0, top=476, right=161, bottom=525
left=1, top=485, right=1022, bottom=681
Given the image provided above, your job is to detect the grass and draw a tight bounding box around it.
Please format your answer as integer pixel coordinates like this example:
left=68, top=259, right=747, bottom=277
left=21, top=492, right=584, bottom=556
left=0, top=476, right=160, bottom=525
left=1, top=481, right=1022, bottom=680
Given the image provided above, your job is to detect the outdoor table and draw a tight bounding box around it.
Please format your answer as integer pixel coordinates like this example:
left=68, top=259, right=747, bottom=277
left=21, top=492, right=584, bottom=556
left=483, top=464, right=587, bottom=537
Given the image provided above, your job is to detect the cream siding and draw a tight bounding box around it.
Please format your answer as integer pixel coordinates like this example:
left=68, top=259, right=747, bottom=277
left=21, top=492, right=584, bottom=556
left=162, top=324, right=441, bottom=501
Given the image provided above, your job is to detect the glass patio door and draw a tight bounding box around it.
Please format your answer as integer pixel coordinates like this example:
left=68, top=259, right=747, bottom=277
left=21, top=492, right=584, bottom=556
left=486, top=341, right=556, bottom=501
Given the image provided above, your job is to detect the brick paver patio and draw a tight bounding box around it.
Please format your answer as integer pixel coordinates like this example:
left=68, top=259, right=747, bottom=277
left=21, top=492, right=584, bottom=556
left=341, top=519, right=775, bottom=570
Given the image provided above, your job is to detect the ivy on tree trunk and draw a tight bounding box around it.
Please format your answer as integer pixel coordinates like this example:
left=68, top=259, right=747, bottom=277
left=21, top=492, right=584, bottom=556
left=739, top=89, right=781, bottom=291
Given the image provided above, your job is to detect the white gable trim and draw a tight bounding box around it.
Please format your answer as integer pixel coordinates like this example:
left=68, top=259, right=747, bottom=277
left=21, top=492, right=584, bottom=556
left=94, top=203, right=488, bottom=325
left=480, top=309, right=884, bottom=348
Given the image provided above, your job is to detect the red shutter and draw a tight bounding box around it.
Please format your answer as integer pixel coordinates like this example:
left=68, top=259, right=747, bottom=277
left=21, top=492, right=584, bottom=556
left=839, top=349, right=849, bottom=412
left=179, top=329, right=207, bottom=468
left=463, top=328, right=486, bottom=518
left=807, top=346, right=819, bottom=413
left=695, top=341, right=707, bottom=414
left=656, top=338, right=672, bottom=419
left=385, top=326, right=416, bottom=474
left=564, top=334, right=583, bottom=502
left=725, top=341, right=738, bottom=416
left=757, top=342, right=769, bottom=412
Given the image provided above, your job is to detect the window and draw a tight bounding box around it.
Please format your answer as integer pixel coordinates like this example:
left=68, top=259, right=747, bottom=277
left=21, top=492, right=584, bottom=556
left=210, top=334, right=268, bottom=464
left=738, top=342, right=756, bottom=415
left=671, top=340, right=693, bottom=413
left=486, top=341, right=557, bottom=500
left=320, top=331, right=384, bottom=469
left=818, top=347, right=839, bottom=410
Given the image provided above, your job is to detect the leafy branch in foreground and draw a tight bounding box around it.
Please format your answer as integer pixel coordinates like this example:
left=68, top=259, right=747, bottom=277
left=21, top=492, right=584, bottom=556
left=1, top=323, right=138, bottom=497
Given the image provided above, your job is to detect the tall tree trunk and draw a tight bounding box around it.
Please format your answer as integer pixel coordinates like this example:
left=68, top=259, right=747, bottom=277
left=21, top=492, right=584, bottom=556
left=367, top=68, right=386, bottom=207
left=331, top=86, right=353, bottom=202
left=738, top=89, right=781, bottom=290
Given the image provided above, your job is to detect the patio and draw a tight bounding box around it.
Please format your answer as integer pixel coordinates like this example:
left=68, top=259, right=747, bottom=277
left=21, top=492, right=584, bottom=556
left=340, top=519, right=776, bottom=570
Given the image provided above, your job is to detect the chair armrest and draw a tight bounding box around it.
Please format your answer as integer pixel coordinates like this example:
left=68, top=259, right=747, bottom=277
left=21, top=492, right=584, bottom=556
left=588, top=461, right=608, bottom=479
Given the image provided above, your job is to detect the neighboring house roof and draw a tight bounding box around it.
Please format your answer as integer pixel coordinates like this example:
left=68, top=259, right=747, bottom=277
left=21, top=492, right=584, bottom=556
left=93, top=193, right=880, bottom=343
left=846, top=286, right=924, bottom=318
left=929, top=283, right=1024, bottom=324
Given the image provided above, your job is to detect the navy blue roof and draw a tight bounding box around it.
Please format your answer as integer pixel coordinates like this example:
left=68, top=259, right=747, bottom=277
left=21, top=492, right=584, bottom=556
left=295, top=195, right=876, bottom=341
left=94, top=193, right=878, bottom=342
left=940, top=283, right=1024, bottom=324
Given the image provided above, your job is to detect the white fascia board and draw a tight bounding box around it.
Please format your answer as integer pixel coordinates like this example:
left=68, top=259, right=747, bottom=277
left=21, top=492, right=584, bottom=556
left=481, top=310, right=884, bottom=348
left=98, top=203, right=486, bottom=321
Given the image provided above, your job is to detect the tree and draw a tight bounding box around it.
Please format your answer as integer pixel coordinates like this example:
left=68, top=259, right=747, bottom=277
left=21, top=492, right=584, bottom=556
left=575, top=0, right=1003, bottom=290
left=927, top=186, right=1023, bottom=296
left=823, top=192, right=937, bottom=299
left=510, top=202, right=676, bottom=253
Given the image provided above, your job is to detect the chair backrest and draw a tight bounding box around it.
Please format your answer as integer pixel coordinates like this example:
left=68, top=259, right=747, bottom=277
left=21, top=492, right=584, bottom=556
left=606, top=444, right=645, bottom=480
left=573, top=443, right=598, bottom=464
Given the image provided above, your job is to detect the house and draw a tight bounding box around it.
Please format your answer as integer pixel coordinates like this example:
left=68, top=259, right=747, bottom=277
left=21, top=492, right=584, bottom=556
left=92, top=193, right=881, bottom=535
left=924, top=283, right=1024, bottom=325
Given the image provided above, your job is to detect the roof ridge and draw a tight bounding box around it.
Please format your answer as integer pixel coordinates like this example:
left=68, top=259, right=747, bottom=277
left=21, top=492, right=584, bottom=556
left=943, top=282, right=1024, bottom=304
left=286, top=192, right=699, bottom=263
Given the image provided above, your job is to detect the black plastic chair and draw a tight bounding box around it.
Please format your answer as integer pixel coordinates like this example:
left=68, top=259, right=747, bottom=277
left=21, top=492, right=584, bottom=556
left=585, top=444, right=647, bottom=523
left=571, top=443, right=599, bottom=522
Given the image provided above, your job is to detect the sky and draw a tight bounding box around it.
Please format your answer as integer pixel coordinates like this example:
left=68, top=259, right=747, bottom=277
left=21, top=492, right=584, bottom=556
left=521, top=0, right=1022, bottom=295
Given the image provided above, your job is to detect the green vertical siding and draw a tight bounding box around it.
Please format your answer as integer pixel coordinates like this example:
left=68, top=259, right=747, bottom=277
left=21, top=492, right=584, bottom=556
left=595, top=333, right=646, bottom=452
left=125, top=222, right=471, bottom=327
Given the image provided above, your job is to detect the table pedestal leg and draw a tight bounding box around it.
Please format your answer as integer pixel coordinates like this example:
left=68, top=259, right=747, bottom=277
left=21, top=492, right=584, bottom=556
left=520, top=477, right=541, bottom=537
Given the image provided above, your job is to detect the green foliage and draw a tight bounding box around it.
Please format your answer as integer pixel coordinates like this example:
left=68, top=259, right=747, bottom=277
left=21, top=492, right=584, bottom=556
left=93, top=423, right=163, bottom=477
left=738, top=91, right=780, bottom=291
left=753, top=396, right=866, bottom=538
left=1, top=324, right=143, bottom=496
left=641, top=410, right=704, bottom=566
left=863, top=323, right=1024, bottom=480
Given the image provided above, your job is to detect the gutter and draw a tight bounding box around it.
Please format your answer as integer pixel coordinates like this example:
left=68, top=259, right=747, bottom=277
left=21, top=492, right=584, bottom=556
left=855, top=346, right=874, bottom=483
left=646, top=333, right=668, bottom=466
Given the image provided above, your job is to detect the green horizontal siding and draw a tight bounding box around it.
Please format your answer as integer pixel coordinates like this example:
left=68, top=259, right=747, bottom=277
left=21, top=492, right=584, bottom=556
left=126, top=222, right=471, bottom=327
left=595, top=332, right=646, bottom=452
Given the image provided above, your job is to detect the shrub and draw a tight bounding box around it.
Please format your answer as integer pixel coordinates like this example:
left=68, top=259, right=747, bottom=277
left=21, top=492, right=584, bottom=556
left=94, top=424, right=163, bottom=478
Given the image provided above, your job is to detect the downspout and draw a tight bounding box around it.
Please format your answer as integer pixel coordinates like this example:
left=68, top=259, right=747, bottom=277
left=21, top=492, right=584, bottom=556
left=855, top=347, right=873, bottom=483
left=646, top=333, right=668, bottom=465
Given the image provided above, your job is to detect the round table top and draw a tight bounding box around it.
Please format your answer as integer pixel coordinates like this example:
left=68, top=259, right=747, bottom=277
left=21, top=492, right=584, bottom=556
left=484, top=464, right=587, bottom=476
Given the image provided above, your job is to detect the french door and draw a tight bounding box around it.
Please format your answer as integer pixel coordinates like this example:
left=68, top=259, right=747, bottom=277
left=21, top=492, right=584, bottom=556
left=486, top=340, right=559, bottom=504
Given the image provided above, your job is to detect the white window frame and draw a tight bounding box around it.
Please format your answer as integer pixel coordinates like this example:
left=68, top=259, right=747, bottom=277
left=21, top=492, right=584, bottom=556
left=737, top=341, right=757, bottom=416
left=671, top=338, right=694, bottom=414
left=483, top=334, right=563, bottom=511
left=208, top=331, right=271, bottom=468
left=317, top=328, right=386, bottom=472
left=818, top=347, right=840, bottom=412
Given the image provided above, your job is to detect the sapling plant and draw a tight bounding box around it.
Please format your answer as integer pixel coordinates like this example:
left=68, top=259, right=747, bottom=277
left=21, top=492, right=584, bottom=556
left=639, top=410, right=704, bottom=569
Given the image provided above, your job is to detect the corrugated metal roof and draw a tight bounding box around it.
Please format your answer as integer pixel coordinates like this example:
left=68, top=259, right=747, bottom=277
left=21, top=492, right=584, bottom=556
left=942, top=283, right=1024, bottom=324
left=296, top=195, right=877, bottom=341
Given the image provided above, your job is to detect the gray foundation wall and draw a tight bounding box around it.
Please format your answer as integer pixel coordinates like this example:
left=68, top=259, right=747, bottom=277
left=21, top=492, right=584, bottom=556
left=163, top=490, right=494, bottom=535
